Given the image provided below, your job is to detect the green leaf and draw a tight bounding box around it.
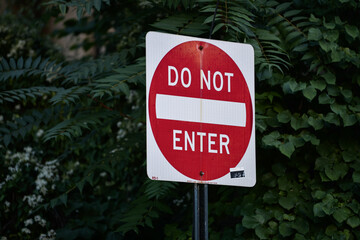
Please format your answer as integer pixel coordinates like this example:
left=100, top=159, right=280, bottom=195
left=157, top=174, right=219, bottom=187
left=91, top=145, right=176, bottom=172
left=263, top=191, right=278, bottom=204
left=289, top=135, right=305, bottom=147
left=302, top=86, right=317, bottom=101
left=314, top=190, right=326, bottom=199
left=25, top=57, right=32, bottom=68
left=17, top=57, right=24, bottom=69
left=279, top=196, right=296, bottom=210
left=330, top=49, right=342, bottom=62
left=59, top=4, right=67, bottom=15
left=324, top=30, right=339, bottom=42
left=262, top=131, right=281, bottom=147
left=32, top=56, right=41, bottom=68
left=324, top=113, right=340, bottom=126
left=1, top=58, right=10, bottom=71
left=279, top=141, right=295, bottom=158
left=308, top=116, right=324, bottom=130
left=279, top=222, right=293, bottom=237
left=341, top=89, right=352, bottom=99
left=242, top=215, right=260, bottom=229
left=352, top=172, right=360, bottom=183
left=294, top=233, right=307, bottom=240
left=310, top=79, right=326, bottom=91
left=50, top=198, right=59, bottom=208
left=325, top=163, right=348, bottom=181
left=313, top=202, right=326, bottom=217
left=333, top=207, right=352, bottom=223
left=342, top=114, right=357, bottom=127
left=291, top=114, right=309, bottom=130
left=3, top=134, right=11, bottom=146
left=119, top=82, right=130, bottom=96
left=345, top=25, right=359, bottom=39
left=94, top=0, right=102, bottom=11
left=277, top=110, right=291, bottom=123
left=59, top=194, right=68, bottom=206
left=9, top=58, right=16, bottom=70
left=321, top=72, right=336, bottom=84
left=318, top=93, right=334, bottom=104
left=325, top=225, right=337, bottom=236
left=272, top=163, right=286, bottom=176
left=292, top=218, right=309, bottom=234
left=330, top=103, right=346, bottom=115
left=308, top=28, right=322, bottom=41
left=255, top=226, right=270, bottom=239
left=347, top=216, right=360, bottom=228
left=275, top=2, right=292, bottom=12
left=323, top=19, right=336, bottom=30
left=76, top=179, right=86, bottom=194
left=342, top=151, right=355, bottom=163
left=319, top=40, right=333, bottom=52
left=77, top=7, right=83, bottom=19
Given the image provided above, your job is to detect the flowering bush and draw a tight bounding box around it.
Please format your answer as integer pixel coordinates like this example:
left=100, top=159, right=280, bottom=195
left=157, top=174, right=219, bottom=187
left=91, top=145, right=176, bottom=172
left=1, top=0, right=360, bottom=239
left=1, top=147, right=57, bottom=239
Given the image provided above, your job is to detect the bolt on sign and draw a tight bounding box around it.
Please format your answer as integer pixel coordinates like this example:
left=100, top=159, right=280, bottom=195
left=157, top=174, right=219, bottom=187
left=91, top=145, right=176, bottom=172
left=146, top=32, right=256, bottom=187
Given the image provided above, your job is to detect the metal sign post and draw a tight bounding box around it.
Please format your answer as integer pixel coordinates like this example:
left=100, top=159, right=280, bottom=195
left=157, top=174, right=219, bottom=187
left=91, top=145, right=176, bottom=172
left=193, top=183, right=208, bottom=240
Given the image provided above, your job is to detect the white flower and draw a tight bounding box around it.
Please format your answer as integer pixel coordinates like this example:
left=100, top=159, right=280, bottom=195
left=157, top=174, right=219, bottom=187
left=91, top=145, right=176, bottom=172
left=21, top=228, right=31, bottom=234
left=24, top=218, right=33, bottom=226
left=34, top=215, right=46, bottom=227
left=39, top=219, right=46, bottom=227
left=1, top=236, right=8, bottom=240
left=39, top=234, right=47, bottom=240
left=100, top=172, right=107, bottom=177
left=39, top=229, right=56, bottom=240
left=138, top=0, right=153, bottom=8
left=47, top=229, right=56, bottom=238
left=23, top=195, right=43, bottom=208
left=36, top=129, right=44, bottom=138
left=5, top=201, right=10, bottom=207
left=34, top=215, right=41, bottom=222
left=5, top=175, right=13, bottom=182
left=24, top=146, right=33, bottom=154
left=35, top=178, right=48, bottom=195
left=117, top=129, right=126, bottom=140
left=0, top=115, right=3, bottom=122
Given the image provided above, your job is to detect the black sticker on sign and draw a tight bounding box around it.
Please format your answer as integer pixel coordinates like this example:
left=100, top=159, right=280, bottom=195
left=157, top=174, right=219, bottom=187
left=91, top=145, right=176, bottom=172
left=230, top=170, right=245, bottom=178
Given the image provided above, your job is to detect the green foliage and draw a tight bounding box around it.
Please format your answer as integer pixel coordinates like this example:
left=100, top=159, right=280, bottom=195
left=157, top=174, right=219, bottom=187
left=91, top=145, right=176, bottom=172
left=1, top=0, right=360, bottom=239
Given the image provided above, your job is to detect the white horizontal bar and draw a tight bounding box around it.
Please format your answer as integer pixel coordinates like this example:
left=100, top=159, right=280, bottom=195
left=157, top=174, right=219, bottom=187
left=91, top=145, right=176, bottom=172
left=155, top=94, right=246, bottom=127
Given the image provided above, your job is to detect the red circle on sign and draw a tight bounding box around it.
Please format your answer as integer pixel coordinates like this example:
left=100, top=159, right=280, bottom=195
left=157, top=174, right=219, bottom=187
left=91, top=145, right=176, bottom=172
left=149, top=41, right=252, bottom=181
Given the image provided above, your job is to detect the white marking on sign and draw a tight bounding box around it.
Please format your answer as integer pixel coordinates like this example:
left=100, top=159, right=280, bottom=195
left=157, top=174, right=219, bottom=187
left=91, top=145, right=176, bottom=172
left=172, top=130, right=230, bottom=154
left=155, top=94, right=246, bottom=127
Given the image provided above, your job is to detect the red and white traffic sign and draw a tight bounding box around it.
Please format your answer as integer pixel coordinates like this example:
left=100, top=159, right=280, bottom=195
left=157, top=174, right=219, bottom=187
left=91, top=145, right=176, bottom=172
left=146, top=32, right=255, bottom=187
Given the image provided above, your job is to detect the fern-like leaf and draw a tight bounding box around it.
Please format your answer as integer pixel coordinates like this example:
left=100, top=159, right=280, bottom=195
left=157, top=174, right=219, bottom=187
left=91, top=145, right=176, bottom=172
left=144, top=179, right=178, bottom=200
left=0, top=57, right=62, bottom=82
left=0, top=86, right=61, bottom=104
left=59, top=54, right=123, bottom=85
left=0, top=108, right=54, bottom=146
left=151, top=14, right=208, bottom=36
left=50, top=86, right=91, bottom=104
left=45, top=0, right=111, bottom=18
left=91, top=59, right=145, bottom=99
left=43, top=110, right=116, bottom=141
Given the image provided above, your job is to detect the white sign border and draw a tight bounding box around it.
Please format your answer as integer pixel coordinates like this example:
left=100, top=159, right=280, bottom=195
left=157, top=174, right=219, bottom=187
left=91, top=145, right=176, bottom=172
left=146, top=31, right=256, bottom=187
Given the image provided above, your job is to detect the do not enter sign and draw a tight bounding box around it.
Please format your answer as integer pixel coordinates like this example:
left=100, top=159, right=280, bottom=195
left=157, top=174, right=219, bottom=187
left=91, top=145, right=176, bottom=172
left=146, top=32, right=255, bottom=187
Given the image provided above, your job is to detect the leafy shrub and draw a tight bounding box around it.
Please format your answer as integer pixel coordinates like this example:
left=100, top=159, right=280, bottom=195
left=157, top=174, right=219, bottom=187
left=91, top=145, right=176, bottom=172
left=0, top=0, right=359, bottom=239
